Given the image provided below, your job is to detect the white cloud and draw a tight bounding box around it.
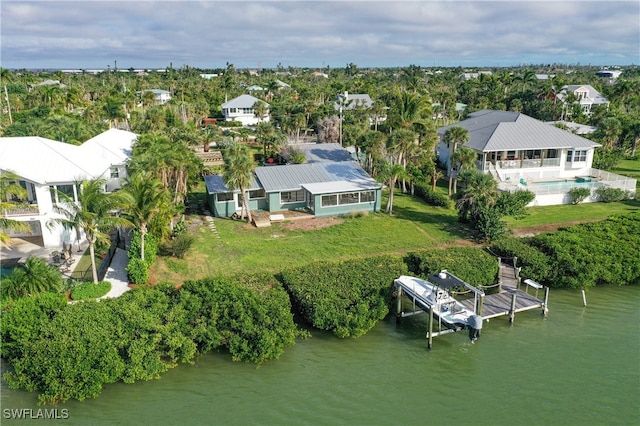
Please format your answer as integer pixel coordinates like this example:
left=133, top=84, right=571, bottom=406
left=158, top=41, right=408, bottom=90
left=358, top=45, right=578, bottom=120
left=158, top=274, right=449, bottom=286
left=1, top=0, right=638, bottom=69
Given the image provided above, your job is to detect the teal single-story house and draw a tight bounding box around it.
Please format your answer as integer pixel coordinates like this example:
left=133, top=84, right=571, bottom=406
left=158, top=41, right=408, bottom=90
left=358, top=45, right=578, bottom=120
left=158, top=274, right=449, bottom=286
left=205, top=144, right=382, bottom=218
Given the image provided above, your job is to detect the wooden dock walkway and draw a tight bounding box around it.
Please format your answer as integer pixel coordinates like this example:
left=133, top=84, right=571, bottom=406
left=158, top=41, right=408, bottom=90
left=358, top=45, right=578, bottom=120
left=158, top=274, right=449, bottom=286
left=459, top=261, right=548, bottom=320
left=394, top=260, right=549, bottom=347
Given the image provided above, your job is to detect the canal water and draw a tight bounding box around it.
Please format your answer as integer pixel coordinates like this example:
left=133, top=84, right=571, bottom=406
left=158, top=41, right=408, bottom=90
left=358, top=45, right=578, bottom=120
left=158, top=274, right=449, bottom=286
left=2, top=286, right=639, bottom=425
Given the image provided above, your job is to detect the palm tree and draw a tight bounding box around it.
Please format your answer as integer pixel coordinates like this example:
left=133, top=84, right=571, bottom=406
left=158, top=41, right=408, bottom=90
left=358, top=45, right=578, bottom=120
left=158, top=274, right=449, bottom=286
left=121, top=172, right=172, bottom=261
left=378, top=161, right=408, bottom=215
left=443, top=126, right=469, bottom=195
left=223, top=143, right=256, bottom=223
left=454, top=170, right=498, bottom=223
left=253, top=100, right=269, bottom=123
left=50, top=179, right=132, bottom=283
left=451, top=146, right=477, bottom=194
left=2, top=256, right=63, bottom=299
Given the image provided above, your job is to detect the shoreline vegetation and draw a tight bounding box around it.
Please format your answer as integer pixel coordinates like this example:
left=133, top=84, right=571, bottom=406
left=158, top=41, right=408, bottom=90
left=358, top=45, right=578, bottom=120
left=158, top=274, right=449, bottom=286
left=2, top=212, right=639, bottom=404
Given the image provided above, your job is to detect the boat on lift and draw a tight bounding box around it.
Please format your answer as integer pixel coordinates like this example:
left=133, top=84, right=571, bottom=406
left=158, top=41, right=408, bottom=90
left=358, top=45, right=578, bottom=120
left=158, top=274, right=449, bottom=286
left=394, top=275, right=481, bottom=331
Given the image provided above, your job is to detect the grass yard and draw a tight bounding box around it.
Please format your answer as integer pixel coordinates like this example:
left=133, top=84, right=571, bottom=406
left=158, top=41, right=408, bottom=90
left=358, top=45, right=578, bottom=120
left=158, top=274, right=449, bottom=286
left=504, top=199, right=640, bottom=231
left=150, top=191, right=474, bottom=283
left=150, top=185, right=640, bottom=285
left=610, top=158, right=640, bottom=188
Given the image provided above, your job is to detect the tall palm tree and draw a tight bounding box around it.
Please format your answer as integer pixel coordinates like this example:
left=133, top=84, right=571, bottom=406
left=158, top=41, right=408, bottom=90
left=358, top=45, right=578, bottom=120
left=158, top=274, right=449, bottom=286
left=121, top=172, right=172, bottom=261
left=443, top=126, right=469, bottom=195
left=50, top=179, right=132, bottom=283
left=378, top=161, right=408, bottom=215
left=223, top=143, right=256, bottom=223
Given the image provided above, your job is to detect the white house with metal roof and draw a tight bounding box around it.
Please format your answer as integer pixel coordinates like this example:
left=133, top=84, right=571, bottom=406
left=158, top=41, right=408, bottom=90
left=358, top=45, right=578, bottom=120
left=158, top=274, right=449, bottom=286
left=204, top=143, right=382, bottom=219
left=0, top=129, right=137, bottom=247
left=221, top=94, right=270, bottom=126
left=557, top=85, right=609, bottom=115
left=437, top=110, right=636, bottom=206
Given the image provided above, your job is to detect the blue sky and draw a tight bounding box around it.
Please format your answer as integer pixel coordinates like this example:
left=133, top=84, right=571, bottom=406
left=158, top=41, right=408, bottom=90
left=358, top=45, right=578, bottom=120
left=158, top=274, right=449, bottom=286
left=1, top=1, right=638, bottom=70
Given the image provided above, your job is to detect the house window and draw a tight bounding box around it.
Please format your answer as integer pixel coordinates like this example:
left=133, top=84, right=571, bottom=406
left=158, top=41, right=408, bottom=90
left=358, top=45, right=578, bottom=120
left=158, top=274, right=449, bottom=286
left=360, top=191, right=375, bottom=203
left=216, top=192, right=233, bottom=202
left=524, top=150, right=541, bottom=160
left=574, top=150, right=587, bottom=162
left=281, top=190, right=305, bottom=203
left=507, top=151, right=516, bottom=160
left=110, top=167, right=119, bottom=178
left=339, top=192, right=359, bottom=205
left=249, top=189, right=265, bottom=199
left=546, top=149, right=558, bottom=159
left=321, top=195, right=338, bottom=207
left=57, top=184, right=75, bottom=202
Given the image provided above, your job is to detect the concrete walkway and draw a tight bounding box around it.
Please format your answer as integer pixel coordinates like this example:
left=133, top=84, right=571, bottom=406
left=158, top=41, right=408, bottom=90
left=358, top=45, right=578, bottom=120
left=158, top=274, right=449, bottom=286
left=99, top=248, right=131, bottom=299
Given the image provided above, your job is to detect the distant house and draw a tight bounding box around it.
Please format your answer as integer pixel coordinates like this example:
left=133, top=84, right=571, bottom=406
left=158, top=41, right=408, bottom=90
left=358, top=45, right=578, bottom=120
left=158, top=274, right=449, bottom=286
left=221, top=94, right=270, bottom=125
left=148, top=89, right=172, bottom=105
left=34, top=79, right=67, bottom=89
left=596, top=69, right=622, bottom=81
left=557, top=85, right=609, bottom=115
left=0, top=129, right=137, bottom=247
left=312, top=71, right=329, bottom=79
left=334, top=92, right=386, bottom=126
left=205, top=143, right=382, bottom=220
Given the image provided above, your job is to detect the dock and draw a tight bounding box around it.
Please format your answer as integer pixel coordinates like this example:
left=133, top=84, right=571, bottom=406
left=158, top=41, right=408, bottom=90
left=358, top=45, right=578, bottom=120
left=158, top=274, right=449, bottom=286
left=394, top=259, right=549, bottom=347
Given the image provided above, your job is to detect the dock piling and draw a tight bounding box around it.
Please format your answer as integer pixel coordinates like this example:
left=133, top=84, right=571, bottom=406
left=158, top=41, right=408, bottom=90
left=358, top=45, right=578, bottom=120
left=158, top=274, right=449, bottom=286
left=509, top=293, right=517, bottom=323
left=581, top=289, right=587, bottom=307
left=427, top=307, right=433, bottom=350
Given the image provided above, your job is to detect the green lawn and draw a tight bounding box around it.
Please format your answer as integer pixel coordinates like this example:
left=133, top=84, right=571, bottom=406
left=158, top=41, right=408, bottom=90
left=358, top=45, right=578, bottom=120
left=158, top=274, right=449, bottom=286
left=504, top=199, right=640, bottom=230
left=151, top=188, right=640, bottom=284
left=610, top=158, right=640, bottom=188
left=151, top=191, right=472, bottom=283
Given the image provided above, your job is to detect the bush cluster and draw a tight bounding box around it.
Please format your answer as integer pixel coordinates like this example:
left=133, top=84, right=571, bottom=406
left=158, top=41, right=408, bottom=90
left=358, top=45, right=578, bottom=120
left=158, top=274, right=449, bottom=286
left=568, top=187, right=592, bottom=204
left=413, top=183, right=452, bottom=208
left=126, top=231, right=159, bottom=284
left=491, top=214, right=640, bottom=288
left=405, top=247, right=499, bottom=286
left=595, top=186, right=629, bottom=203
left=1, top=276, right=297, bottom=404
left=529, top=214, right=640, bottom=288
left=279, top=256, right=407, bottom=338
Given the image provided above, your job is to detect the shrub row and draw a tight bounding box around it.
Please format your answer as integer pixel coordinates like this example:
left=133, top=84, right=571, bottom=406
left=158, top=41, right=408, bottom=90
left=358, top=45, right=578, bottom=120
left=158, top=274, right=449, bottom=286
left=405, top=246, right=499, bottom=286
left=1, top=276, right=297, bottom=404
left=492, top=214, right=640, bottom=288
left=413, top=183, right=452, bottom=208
left=279, top=256, right=407, bottom=338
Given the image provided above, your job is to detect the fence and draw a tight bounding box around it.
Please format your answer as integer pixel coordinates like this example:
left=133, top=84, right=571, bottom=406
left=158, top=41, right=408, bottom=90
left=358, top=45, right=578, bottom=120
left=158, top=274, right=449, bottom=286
left=72, top=229, right=128, bottom=282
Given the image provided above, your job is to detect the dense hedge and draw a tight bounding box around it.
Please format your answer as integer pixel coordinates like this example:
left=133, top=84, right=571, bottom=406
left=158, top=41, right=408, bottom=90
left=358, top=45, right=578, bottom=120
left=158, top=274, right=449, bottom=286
left=405, top=247, right=499, bottom=286
left=1, top=276, right=297, bottom=404
left=529, top=214, right=640, bottom=288
left=490, top=237, right=552, bottom=283
left=413, top=183, right=452, bottom=208
left=279, top=256, right=407, bottom=338
left=126, top=231, right=158, bottom=284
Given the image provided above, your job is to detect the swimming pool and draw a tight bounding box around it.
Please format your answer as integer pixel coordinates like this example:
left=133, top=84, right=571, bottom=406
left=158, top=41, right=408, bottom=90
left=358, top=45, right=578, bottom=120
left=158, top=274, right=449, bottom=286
left=1, top=258, right=20, bottom=279
left=527, top=178, right=604, bottom=193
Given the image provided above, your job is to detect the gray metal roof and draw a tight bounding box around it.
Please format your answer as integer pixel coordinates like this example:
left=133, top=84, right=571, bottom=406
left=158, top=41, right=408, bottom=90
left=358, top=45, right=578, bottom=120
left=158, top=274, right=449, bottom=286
left=438, top=110, right=601, bottom=152
left=204, top=174, right=261, bottom=194
left=221, top=94, right=268, bottom=109
left=296, top=143, right=354, bottom=163
left=334, top=94, right=373, bottom=110
left=255, top=163, right=333, bottom=191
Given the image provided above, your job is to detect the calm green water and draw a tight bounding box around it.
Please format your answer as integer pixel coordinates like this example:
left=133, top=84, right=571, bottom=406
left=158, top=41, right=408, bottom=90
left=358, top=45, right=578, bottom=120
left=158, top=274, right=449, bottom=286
left=2, top=286, right=639, bottom=425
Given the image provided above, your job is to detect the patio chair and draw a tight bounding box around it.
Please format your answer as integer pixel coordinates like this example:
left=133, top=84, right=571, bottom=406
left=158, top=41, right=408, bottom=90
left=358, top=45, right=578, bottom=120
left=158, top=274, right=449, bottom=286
left=519, top=178, right=528, bottom=186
